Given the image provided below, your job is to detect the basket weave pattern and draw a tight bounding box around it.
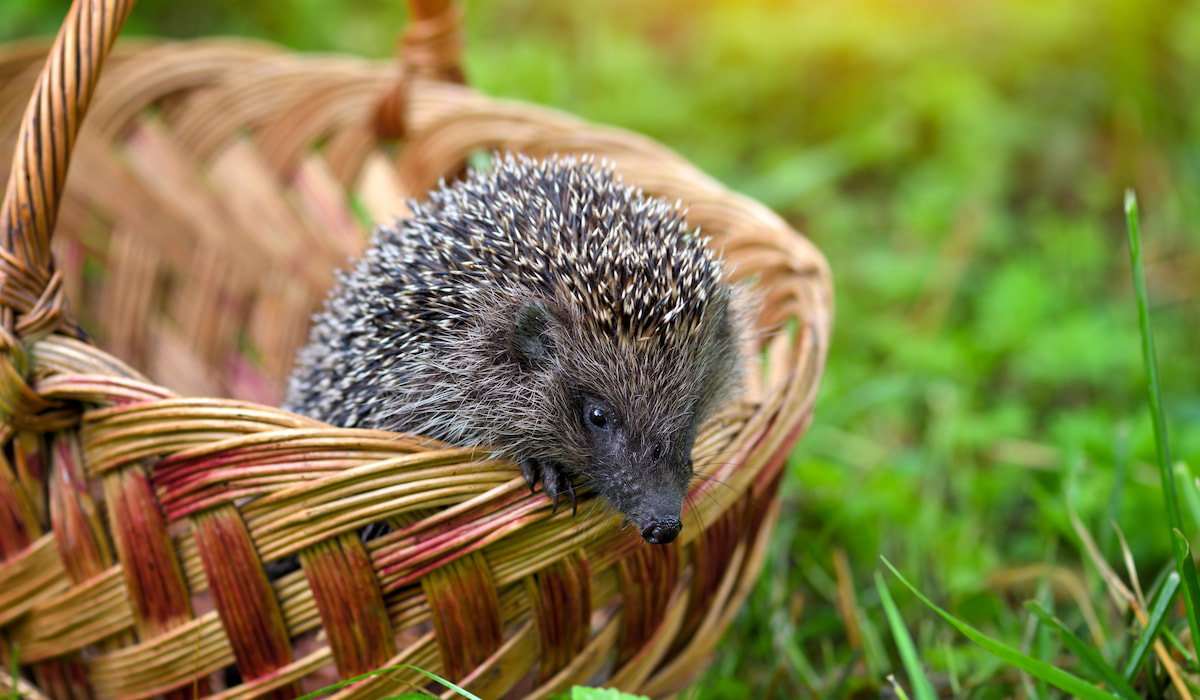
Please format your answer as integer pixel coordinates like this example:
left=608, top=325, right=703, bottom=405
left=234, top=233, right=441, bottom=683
left=0, top=1, right=832, bottom=698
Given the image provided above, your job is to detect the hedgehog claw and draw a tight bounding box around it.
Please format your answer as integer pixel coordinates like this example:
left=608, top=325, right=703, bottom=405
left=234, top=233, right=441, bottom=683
left=541, top=461, right=562, bottom=513
left=564, top=478, right=577, bottom=518
left=520, top=459, right=538, bottom=494
left=523, top=459, right=576, bottom=516
left=549, top=469, right=576, bottom=517
left=549, top=461, right=576, bottom=513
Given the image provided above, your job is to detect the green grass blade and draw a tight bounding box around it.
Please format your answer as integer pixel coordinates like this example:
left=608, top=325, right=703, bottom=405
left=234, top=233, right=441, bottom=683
left=1172, top=530, right=1200, bottom=660
left=1175, top=463, right=1200, bottom=535
left=1125, top=190, right=1200, bottom=661
left=405, top=667, right=483, bottom=699
left=1123, top=571, right=1180, bottom=681
left=1032, top=539, right=1057, bottom=700
left=1154, top=616, right=1198, bottom=666
left=1023, top=602, right=1139, bottom=700
left=881, top=557, right=1121, bottom=700
left=875, top=571, right=937, bottom=700
left=294, top=663, right=483, bottom=700
left=567, top=688, right=652, bottom=700
left=1124, top=190, right=1177, bottom=528
left=886, top=675, right=913, bottom=700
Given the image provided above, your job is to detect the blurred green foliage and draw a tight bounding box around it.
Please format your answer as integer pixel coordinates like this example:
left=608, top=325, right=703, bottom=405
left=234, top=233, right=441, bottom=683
left=4, top=0, right=1200, bottom=697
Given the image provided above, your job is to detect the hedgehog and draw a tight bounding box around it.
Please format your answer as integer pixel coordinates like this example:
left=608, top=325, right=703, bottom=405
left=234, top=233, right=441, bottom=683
left=284, top=153, right=750, bottom=545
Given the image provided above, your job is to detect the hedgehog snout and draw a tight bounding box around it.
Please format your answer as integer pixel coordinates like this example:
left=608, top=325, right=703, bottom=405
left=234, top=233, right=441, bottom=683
left=626, top=439, right=694, bottom=545
left=625, top=464, right=689, bottom=546
left=592, top=462, right=687, bottom=545
left=640, top=515, right=682, bottom=545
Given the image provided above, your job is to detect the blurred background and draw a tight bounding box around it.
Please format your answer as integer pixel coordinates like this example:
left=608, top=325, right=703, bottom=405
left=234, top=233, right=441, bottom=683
left=3, top=0, right=1199, bottom=697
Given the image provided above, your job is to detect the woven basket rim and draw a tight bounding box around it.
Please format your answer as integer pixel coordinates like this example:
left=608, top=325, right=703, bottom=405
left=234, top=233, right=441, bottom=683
left=0, top=4, right=833, bottom=698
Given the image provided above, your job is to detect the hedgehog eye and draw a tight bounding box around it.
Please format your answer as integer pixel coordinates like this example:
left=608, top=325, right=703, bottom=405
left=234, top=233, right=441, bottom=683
left=650, top=444, right=664, bottom=461
left=582, top=395, right=618, bottom=434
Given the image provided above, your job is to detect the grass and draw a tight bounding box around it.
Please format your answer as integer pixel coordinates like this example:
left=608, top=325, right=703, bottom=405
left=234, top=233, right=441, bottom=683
left=293, top=664, right=483, bottom=700
left=863, top=193, right=1200, bottom=699
left=4, top=0, right=1200, bottom=697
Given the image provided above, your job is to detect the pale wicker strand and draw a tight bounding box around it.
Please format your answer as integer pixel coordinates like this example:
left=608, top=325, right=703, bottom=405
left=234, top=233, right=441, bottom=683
left=1, top=0, right=134, bottom=337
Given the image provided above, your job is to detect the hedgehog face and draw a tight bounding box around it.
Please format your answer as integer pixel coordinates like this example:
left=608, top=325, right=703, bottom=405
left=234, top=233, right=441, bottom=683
left=506, top=296, right=716, bottom=545
left=577, top=392, right=695, bottom=545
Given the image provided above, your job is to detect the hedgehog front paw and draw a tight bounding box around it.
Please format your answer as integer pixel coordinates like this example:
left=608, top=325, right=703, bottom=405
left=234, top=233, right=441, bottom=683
left=546, top=467, right=578, bottom=518
left=520, top=459, right=539, bottom=494
left=520, top=458, right=577, bottom=517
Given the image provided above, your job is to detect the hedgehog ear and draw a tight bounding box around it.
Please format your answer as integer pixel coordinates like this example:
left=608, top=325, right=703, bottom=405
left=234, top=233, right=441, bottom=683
left=512, top=302, right=556, bottom=366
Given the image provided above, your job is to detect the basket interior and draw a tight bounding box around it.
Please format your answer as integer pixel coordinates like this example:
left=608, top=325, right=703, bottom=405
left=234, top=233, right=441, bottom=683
left=0, top=34, right=831, bottom=700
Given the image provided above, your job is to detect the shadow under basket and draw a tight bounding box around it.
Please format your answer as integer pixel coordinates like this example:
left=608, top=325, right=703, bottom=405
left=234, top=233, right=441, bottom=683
left=0, top=1, right=833, bottom=698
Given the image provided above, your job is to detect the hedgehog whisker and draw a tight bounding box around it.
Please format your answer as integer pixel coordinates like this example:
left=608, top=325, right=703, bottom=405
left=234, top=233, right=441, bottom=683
left=691, top=453, right=750, bottom=478
left=690, top=475, right=732, bottom=514
left=689, top=447, right=746, bottom=465
left=684, top=490, right=707, bottom=533
left=590, top=501, right=619, bottom=546
left=564, top=488, right=604, bottom=548
left=691, top=458, right=748, bottom=479
left=690, top=470, right=746, bottom=502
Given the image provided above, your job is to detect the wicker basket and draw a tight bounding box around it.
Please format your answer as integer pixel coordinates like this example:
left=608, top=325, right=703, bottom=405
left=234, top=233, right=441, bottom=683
left=0, top=1, right=832, bottom=698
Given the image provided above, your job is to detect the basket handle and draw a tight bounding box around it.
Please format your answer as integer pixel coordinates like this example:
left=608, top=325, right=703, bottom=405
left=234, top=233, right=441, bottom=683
left=0, top=0, right=460, bottom=425
left=374, top=0, right=467, bottom=138
left=0, top=0, right=134, bottom=342
left=1, top=0, right=465, bottom=342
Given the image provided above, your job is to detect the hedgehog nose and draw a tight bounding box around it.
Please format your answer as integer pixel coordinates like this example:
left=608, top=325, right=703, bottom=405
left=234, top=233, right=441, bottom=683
left=641, top=516, right=682, bottom=545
